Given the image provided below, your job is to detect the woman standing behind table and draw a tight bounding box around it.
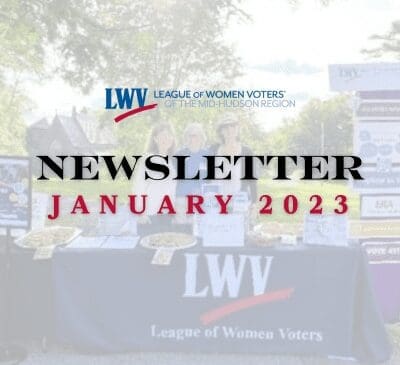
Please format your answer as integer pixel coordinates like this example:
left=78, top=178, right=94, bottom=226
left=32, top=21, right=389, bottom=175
left=133, top=122, right=177, bottom=235
left=209, top=115, right=258, bottom=218
left=175, top=123, right=208, bottom=195
left=175, top=123, right=209, bottom=229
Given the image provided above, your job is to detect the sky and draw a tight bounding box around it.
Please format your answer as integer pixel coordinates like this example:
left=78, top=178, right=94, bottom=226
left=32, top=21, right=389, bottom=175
left=25, top=0, right=400, bottom=130
left=228, top=0, right=400, bottom=128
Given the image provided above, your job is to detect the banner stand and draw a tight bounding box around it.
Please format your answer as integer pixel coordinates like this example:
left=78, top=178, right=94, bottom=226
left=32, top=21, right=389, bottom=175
left=0, top=156, right=31, bottom=364
left=0, top=228, right=27, bottom=364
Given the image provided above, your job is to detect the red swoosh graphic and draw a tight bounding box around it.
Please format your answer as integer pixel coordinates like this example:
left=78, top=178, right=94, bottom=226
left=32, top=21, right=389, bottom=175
left=114, top=103, right=158, bottom=123
left=200, top=288, right=294, bottom=326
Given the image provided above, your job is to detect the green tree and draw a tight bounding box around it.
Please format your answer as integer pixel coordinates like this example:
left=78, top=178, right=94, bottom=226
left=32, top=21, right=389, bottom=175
left=0, top=82, right=28, bottom=154
left=287, top=0, right=336, bottom=8
left=1, top=0, right=247, bottom=91
left=1, top=0, right=248, bottom=154
left=363, top=20, right=400, bottom=59
left=265, top=95, right=353, bottom=155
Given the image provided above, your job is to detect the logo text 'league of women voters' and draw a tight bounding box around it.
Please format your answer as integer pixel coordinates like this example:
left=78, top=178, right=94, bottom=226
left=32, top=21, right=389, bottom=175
left=105, top=88, right=157, bottom=123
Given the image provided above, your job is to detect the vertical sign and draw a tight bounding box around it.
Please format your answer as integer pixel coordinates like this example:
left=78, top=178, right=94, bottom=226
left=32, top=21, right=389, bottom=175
left=0, top=156, right=31, bottom=229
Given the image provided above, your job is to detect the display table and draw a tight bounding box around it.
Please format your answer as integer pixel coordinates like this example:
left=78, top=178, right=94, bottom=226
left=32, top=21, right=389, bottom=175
left=369, top=263, right=400, bottom=322
left=0, top=238, right=392, bottom=363
left=43, top=243, right=391, bottom=363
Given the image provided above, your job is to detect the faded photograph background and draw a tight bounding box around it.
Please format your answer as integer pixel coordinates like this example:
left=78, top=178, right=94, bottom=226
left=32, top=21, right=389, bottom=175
left=1, top=0, right=400, bottom=364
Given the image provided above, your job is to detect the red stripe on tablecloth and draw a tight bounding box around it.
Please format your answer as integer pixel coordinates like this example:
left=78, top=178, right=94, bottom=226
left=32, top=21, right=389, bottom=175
left=200, top=287, right=294, bottom=325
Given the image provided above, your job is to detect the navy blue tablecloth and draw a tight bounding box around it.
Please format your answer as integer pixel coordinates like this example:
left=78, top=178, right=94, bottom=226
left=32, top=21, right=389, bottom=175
left=49, top=244, right=391, bottom=363
left=0, top=243, right=54, bottom=342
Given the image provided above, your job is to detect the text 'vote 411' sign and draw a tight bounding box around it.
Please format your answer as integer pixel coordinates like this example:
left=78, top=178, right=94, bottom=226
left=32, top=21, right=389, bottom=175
left=362, top=241, right=400, bottom=264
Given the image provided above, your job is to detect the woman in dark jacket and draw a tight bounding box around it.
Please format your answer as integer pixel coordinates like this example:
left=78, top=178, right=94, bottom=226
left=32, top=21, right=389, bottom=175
left=209, top=115, right=258, bottom=204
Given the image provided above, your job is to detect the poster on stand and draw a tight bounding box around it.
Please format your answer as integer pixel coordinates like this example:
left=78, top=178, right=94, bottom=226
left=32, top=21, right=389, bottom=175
left=0, top=156, right=31, bottom=229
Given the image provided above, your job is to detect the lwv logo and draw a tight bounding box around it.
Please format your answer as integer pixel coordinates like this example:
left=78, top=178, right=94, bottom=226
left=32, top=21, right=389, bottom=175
left=183, top=253, right=294, bottom=325
left=184, top=253, right=274, bottom=298
left=339, top=67, right=360, bottom=81
left=105, top=88, right=157, bottom=123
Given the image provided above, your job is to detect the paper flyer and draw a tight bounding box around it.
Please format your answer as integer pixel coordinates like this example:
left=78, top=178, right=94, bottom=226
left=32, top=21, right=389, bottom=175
left=1, top=0, right=399, bottom=364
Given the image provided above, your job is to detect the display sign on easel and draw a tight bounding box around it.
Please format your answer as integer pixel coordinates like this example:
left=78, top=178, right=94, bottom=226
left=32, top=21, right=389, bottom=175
left=0, top=157, right=31, bottom=361
left=0, top=156, right=31, bottom=229
left=328, top=62, right=400, bottom=271
left=303, top=214, right=348, bottom=247
left=330, top=63, right=400, bottom=224
left=202, top=213, right=245, bottom=247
